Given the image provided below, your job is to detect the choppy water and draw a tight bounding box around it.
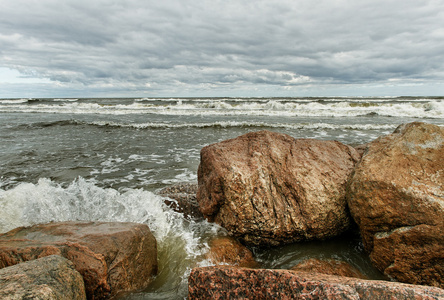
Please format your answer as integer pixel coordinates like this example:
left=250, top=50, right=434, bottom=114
left=1, top=96, right=443, bottom=298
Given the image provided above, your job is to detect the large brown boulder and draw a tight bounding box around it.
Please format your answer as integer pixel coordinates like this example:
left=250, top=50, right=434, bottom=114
left=0, top=221, right=158, bottom=299
left=0, top=255, right=86, bottom=300
left=188, top=266, right=444, bottom=299
left=197, top=130, right=360, bottom=246
left=290, top=258, right=368, bottom=279
left=347, top=122, right=444, bottom=288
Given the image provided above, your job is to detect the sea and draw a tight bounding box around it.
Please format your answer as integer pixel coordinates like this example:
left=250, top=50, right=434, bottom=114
left=0, top=96, right=443, bottom=298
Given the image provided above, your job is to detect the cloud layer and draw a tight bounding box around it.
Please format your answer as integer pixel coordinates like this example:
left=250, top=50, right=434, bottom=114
left=1, top=0, right=444, bottom=97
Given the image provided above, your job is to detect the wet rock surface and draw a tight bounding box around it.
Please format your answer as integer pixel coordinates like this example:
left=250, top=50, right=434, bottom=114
left=347, top=122, right=444, bottom=288
left=0, top=255, right=86, bottom=300
left=0, top=221, right=158, bottom=299
left=353, top=143, right=368, bottom=157
left=371, top=224, right=444, bottom=288
left=158, top=183, right=203, bottom=219
left=290, top=258, right=368, bottom=279
left=206, top=236, right=259, bottom=268
left=197, top=130, right=360, bottom=246
left=188, top=266, right=444, bottom=299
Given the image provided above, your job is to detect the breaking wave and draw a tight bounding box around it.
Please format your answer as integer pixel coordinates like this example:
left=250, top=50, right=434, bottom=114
left=1, top=97, right=443, bottom=118
left=16, top=119, right=398, bottom=131
left=86, top=120, right=398, bottom=131
left=0, top=177, right=223, bottom=297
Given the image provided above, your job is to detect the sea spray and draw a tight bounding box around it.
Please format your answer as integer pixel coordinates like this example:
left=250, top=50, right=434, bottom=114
left=0, top=177, right=223, bottom=298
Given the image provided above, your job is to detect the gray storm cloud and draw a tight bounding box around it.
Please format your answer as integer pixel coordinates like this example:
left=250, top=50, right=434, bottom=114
left=1, top=0, right=443, bottom=96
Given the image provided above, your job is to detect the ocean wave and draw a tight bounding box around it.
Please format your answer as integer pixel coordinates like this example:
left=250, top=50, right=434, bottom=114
left=86, top=120, right=397, bottom=131
left=0, top=98, right=30, bottom=104
left=19, top=120, right=79, bottom=129
left=53, top=98, right=79, bottom=102
left=14, top=118, right=398, bottom=132
left=0, top=177, right=216, bottom=243
left=0, top=98, right=443, bottom=118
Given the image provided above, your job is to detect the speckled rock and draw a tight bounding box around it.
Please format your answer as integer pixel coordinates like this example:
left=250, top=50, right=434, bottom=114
left=197, top=130, right=360, bottom=246
left=0, top=255, right=86, bottom=300
left=158, top=183, right=203, bottom=219
left=206, top=236, right=259, bottom=268
left=290, top=258, right=368, bottom=279
left=188, top=266, right=444, bottom=299
left=353, top=143, right=368, bottom=157
left=347, top=122, right=444, bottom=288
left=0, top=221, right=158, bottom=299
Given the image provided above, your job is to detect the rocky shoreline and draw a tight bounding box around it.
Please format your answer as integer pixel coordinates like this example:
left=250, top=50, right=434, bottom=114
left=0, top=121, right=443, bottom=299
left=0, top=222, right=158, bottom=299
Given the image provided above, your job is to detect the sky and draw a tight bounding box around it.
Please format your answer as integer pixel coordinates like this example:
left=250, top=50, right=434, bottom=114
left=1, top=0, right=444, bottom=98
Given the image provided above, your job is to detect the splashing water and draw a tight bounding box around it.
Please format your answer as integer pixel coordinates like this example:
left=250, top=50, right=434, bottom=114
left=0, top=177, right=223, bottom=299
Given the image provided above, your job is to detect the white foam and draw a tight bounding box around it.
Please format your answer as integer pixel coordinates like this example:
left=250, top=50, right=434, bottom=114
left=1, top=98, right=443, bottom=118
left=53, top=98, right=79, bottom=102
left=86, top=120, right=397, bottom=131
left=0, top=177, right=218, bottom=255
left=0, top=99, right=29, bottom=104
left=0, top=177, right=224, bottom=297
left=161, top=169, right=198, bottom=185
left=99, top=156, right=123, bottom=174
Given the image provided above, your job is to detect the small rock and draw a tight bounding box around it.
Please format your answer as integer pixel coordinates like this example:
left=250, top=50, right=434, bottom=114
left=0, top=255, right=86, bottom=300
left=158, top=183, right=203, bottom=219
left=206, top=236, right=259, bottom=268
left=290, top=258, right=368, bottom=279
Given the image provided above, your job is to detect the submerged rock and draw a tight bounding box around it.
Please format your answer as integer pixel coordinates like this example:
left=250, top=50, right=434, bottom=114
left=290, top=258, right=368, bottom=279
left=197, top=130, right=360, bottom=246
left=188, top=266, right=444, bottom=299
left=158, top=183, right=203, bottom=219
left=347, top=122, right=444, bottom=288
left=0, top=221, right=158, bottom=299
left=206, top=236, right=259, bottom=268
left=0, top=255, right=86, bottom=300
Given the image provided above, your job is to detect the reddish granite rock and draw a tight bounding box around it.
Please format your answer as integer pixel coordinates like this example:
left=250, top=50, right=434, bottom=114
left=158, top=183, right=203, bottom=219
left=0, top=255, right=86, bottom=300
left=347, top=122, right=444, bottom=288
left=371, top=224, right=444, bottom=288
left=197, top=130, right=360, bottom=246
left=188, top=266, right=444, bottom=299
left=206, top=236, right=259, bottom=268
left=290, top=258, right=368, bottom=279
left=0, top=221, right=158, bottom=299
left=353, top=143, right=368, bottom=157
